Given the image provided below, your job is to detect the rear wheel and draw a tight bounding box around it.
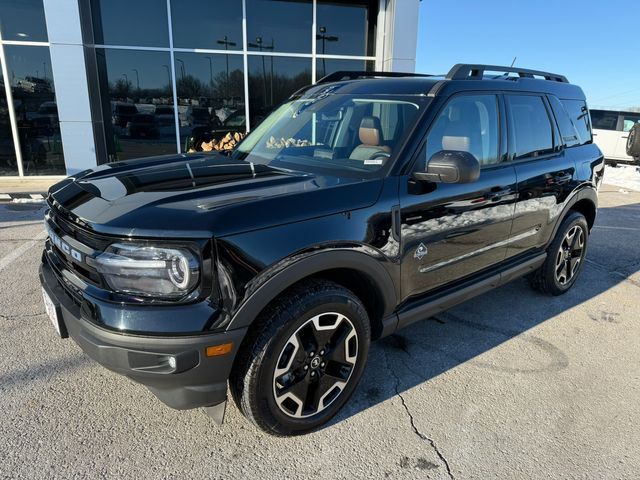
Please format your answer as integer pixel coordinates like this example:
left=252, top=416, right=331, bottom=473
left=529, top=211, right=589, bottom=295
left=230, top=279, right=370, bottom=436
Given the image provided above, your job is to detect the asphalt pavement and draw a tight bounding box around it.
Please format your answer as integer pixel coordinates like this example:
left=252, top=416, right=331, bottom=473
left=0, top=185, right=638, bottom=479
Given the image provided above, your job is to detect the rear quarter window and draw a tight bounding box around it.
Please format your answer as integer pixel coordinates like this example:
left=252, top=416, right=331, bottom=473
left=549, top=96, right=580, bottom=148
left=562, top=100, right=592, bottom=145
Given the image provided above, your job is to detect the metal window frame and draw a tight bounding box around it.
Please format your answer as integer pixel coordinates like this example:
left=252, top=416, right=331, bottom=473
left=0, top=0, right=381, bottom=174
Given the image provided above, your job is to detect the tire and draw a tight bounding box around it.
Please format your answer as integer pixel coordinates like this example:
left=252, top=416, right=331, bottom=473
left=230, top=279, right=371, bottom=436
left=529, top=211, right=589, bottom=296
left=627, top=123, right=640, bottom=158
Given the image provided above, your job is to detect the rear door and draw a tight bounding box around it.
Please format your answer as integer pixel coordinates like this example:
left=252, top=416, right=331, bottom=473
left=590, top=110, right=621, bottom=159
left=614, top=112, right=640, bottom=160
left=398, top=93, right=517, bottom=301
left=505, top=94, right=577, bottom=259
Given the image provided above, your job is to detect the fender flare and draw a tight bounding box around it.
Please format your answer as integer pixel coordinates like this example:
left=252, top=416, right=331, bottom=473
left=226, top=249, right=398, bottom=330
left=546, top=185, right=598, bottom=249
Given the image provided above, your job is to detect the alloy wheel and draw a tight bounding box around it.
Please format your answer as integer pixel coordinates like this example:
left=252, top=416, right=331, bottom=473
left=555, top=225, right=585, bottom=285
left=272, top=312, right=358, bottom=418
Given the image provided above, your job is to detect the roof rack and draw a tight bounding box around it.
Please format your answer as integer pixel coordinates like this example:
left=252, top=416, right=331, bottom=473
left=446, top=64, right=569, bottom=83
left=316, top=70, right=434, bottom=84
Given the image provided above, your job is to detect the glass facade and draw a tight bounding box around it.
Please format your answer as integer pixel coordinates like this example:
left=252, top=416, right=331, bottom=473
left=89, top=0, right=378, bottom=161
left=0, top=0, right=66, bottom=176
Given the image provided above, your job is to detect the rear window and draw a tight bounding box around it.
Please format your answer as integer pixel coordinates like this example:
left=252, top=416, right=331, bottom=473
left=590, top=110, right=618, bottom=131
left=559, top=99, right=591, bottom=146
left=622, top=113, right=640, bottom=132
left=506, top=95, right=554, bottom=159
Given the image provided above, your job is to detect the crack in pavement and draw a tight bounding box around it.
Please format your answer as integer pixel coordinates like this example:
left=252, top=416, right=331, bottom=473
left=585, top=258, right=640, bottom=289
left=382, top=347, right=455, bottom=480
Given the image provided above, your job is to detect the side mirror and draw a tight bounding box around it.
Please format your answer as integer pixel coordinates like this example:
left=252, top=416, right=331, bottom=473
left=413, top=150, right=481, bottom=184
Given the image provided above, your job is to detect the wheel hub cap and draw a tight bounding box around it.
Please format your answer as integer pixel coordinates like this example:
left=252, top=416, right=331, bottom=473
left=555, top=225, right=585, bottom=285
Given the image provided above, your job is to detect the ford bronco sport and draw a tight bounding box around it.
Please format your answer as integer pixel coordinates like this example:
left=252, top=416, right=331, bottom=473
left=40, top=64, right=605, bottom=436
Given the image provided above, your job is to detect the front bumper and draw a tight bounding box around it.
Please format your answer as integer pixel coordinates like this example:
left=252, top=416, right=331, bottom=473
left=39, top=259, right=247, bottom=410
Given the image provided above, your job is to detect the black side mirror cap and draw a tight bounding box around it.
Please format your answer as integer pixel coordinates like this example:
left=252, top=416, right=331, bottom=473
left=413, top=150, right=481, bottom=184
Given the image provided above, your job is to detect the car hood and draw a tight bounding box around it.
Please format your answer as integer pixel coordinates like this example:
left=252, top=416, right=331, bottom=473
left=47, top=153, right=383, bottom=238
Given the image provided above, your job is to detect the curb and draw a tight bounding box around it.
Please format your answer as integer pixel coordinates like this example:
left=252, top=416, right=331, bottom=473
left=0, top=192, right=47, bottom=203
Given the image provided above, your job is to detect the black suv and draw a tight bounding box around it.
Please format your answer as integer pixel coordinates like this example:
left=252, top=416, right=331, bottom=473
left=40, top=64, right=604, bottom=436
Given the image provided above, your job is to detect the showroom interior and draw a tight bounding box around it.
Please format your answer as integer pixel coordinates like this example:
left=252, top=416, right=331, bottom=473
left=0, top=0, right=419, bottom=178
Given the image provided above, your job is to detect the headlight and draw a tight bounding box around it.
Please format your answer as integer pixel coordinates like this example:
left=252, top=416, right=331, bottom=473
left=87, top=243, right=200, bottom=299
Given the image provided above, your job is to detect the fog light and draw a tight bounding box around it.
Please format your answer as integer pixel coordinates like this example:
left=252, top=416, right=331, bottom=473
left=167, top=356, right=177, bottom=369
left=206, top=342, right=234, bottom=357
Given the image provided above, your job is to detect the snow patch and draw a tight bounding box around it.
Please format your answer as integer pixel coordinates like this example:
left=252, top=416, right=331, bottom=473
left=603, top=164, right=640, bottom=192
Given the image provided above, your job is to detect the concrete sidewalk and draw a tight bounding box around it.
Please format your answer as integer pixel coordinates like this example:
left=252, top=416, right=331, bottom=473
left=0, top=178, right=62, bottom=202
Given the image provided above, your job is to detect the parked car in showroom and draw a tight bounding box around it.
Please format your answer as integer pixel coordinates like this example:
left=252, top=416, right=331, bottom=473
left=591, top=109, right=640, bottom=165
left=40, top=64, right=604, bottom=436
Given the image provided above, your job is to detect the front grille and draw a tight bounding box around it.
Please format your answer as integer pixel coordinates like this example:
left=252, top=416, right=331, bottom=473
left=45, top=206, right=104, bottom=288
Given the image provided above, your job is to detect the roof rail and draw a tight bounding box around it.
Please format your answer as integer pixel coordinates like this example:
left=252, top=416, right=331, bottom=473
left=446, top=64, right=569, bottom=83
left=316, top=70, right=434, bottom=84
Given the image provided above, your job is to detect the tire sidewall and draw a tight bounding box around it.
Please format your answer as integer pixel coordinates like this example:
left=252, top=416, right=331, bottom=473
left=253, top=291, right=370, bottom=434
left=546, top=213, right=589, bottom=293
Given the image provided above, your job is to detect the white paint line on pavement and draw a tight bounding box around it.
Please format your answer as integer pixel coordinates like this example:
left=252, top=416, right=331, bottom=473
left=593, top=225, right=640, bottom=232
left=0, top=194, right=10, bottom=200
left=29, top=194, right=44, bottom=199
left=0, top=230, right=47, bottom=273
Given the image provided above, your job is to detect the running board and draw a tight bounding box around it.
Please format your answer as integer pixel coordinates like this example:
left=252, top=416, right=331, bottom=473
left=395, top=253, right=546, bottom=331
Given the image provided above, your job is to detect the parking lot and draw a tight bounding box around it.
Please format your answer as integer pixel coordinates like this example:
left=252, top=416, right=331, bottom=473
left=0, top=184, right=638, bottom=479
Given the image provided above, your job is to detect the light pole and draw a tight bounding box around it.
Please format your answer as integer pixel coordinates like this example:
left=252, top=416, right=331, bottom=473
left=175, top=58, right=186, bottom=80
left=316, top=26, right=338, bottom=78
left=162, top=64, right=171, bottom=92
left=248, top=36, right=274, bottom=105
left=131, top=68, right=140, bottom=91
left=216, top=35, right=237, bottom=101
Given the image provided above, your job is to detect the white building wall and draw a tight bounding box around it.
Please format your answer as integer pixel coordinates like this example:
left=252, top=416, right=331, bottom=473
left=43, top=0, right=97, bottom=175
left=381, top=0, right=420, bottom=73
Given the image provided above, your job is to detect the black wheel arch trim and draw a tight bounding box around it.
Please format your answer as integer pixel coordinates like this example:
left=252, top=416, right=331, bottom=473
left=546, top=184, right=597, bottom=249
left=226, top=249, right=398, bottom=331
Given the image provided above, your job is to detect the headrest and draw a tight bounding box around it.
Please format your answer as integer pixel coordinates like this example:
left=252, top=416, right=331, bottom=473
left=442, top=135, right=471, bottom=152
left=359, top=116, right=383, bottom=146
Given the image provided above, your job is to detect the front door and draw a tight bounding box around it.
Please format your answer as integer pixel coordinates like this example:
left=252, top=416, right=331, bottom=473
left=398, top=93, right=517, bottom=301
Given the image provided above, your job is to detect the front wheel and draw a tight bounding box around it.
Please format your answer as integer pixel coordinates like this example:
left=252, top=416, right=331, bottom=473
left=230, top=280, right=371, bottom=436
left=529, top=211, right=589, bottom=295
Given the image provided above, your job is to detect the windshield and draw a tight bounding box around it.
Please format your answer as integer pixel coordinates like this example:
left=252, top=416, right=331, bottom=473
left=232, top=93, right=426, bottom=177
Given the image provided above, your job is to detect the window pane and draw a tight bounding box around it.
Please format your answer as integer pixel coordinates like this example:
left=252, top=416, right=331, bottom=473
left=174, top=52, right=245, bottom=152
left=248, top=56, right=311, bottom=128
left=549, top=96, right=579, bottom=148
left=0, top=0, right=48, bottom=42
left=91, top=0, right=169, bottom=47
left=316, top=58, right=374, bottom=80
left=0, top=57, right=18, bottom=175
left=426, top=95, right=499, bottom=166
left=507, top=95, right=553, bottom=159
left=589, top=110, right=618, bottom=131
left=622, top=114, right=640, bottom=132
left=561, top=100, right=591, bottom=145
left=316, top=0, right=377, bottom=56
left=246, top=0, right=312, bottom=54
left=171, top=0, right=242, bottom=50
left=5, top=45, right=65, bottom=175
left=96, top=48, right=177, bottom=161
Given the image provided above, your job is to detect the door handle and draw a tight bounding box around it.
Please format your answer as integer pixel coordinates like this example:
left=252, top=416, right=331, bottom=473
left=553, top=173, right=572, bottom=184
left=484, top=187, right=512, bottom=201
left=621, top=136, right=629, bottom=139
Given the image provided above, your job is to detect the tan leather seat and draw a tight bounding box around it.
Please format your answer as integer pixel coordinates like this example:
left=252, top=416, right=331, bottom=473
left=349, top=116, right=391, bottom=161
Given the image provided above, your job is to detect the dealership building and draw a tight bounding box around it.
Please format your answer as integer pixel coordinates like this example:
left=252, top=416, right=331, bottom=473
left=0, top=0, right=420, bottom=179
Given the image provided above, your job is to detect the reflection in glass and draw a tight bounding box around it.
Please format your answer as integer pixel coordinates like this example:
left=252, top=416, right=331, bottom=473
left=4, top=46, right=65, bottom=175
left=0, top=0, right=48, bottom=42
left=316, top=1, right=377, bottom=56
left=246, top=0, right=312, bottom=54
left=91, top=0, right=169, bottom=47
left=171, top=0, right=242, bottom=50
left=0, top=57, right=19, bottom=175
left=96, top=49, right=177, bottom=161
left=174, top=52, right=245, bottom=151
left=248, top=56, right=311, bottom=127
left=316, top=59, right=374, bottom=81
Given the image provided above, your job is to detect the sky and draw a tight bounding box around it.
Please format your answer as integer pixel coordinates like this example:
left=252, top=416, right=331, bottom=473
left=416, top=0, right=639, bottom=110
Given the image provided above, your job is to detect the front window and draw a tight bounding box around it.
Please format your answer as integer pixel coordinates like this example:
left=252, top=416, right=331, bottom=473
left=232, top=92, right=425, bottom=177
